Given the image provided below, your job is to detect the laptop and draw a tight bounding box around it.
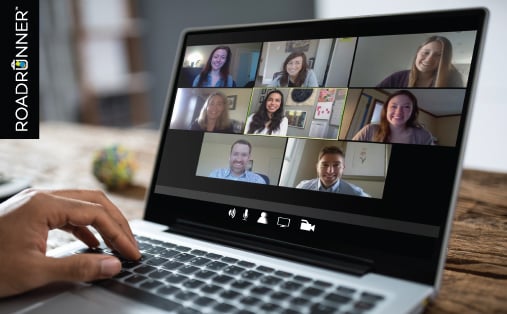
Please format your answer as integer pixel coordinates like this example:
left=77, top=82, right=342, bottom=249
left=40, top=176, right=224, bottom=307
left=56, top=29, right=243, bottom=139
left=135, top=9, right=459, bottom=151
left=2, top=7, right=487, bottom=314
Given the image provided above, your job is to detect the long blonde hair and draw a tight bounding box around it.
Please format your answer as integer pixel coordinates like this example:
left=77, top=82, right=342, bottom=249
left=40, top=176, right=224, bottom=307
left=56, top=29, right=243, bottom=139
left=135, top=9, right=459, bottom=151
left=408, top=36, right=456, bottom=87
left=197, top=92, right=231, bottom=130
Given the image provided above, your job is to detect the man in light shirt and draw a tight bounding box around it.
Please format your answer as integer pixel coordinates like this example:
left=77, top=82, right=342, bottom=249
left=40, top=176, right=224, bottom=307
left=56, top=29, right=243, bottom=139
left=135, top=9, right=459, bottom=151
left=296, top=146, right=370, bottom=197
left=209, top=139, right=266, bottom=184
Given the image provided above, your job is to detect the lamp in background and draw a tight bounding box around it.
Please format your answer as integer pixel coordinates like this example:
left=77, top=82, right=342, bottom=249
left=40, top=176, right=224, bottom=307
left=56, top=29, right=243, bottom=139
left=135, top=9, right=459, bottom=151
left=187, top=52, right=202, bottom=67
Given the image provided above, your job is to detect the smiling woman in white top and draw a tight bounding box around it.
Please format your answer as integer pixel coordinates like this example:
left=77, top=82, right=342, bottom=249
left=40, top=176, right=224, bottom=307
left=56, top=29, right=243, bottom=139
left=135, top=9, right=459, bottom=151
left=245, top=90, right=288, bottom=136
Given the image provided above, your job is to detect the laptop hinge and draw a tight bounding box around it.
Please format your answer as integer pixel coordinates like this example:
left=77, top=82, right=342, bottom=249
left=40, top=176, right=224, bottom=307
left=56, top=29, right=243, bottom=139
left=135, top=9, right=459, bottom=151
left=166, top=220, right=372, bottom=276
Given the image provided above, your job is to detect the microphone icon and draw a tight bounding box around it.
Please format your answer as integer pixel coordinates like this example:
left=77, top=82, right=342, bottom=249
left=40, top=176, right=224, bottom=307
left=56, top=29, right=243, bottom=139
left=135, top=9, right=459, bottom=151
left=242, top=209, right=249, bottom=221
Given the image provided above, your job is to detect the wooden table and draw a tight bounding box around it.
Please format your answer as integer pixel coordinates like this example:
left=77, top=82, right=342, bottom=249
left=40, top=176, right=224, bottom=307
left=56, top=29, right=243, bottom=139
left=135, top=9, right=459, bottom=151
left=1, top=122, right=506, bottom=313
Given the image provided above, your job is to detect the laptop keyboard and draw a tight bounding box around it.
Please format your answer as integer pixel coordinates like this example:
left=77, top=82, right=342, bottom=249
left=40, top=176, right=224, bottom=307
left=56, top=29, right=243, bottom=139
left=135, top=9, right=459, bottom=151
left=75, top=235, right=385, bottom=313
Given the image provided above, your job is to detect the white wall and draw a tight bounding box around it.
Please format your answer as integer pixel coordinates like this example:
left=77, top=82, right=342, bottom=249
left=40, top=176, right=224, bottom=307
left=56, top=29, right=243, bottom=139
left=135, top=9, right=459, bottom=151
left=315, top=0, right=507, bottom=173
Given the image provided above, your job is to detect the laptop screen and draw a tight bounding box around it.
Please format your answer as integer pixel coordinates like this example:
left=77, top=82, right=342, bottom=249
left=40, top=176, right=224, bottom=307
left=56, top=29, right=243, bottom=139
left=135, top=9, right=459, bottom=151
left=146, top=8, right=487, bottom=285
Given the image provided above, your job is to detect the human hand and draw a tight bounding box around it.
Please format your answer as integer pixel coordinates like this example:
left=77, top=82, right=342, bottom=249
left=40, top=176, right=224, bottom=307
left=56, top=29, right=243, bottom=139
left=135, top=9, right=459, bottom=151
left=0, top=189, right=141, bottom=298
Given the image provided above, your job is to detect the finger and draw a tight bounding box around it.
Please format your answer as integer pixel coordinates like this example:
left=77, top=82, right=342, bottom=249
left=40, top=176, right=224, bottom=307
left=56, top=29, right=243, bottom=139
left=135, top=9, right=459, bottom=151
left=35, top=192, right=140, bottom=260
left=50, top=190, right=138, bottom=248
left=42, top=254, right=121, bottom=283
left=60, top=225, right=100, bottom=248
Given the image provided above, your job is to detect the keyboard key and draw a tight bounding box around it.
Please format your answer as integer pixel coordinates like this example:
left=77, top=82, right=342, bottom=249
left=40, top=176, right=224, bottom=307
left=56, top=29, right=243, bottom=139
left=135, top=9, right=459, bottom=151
left=213, top=303, right=236, bottom=313
left=139, top=279, right=163, bottom=290
left=165, top=274, right=187, bottom=284
left=354, top=300, right=375, bottom=311
left=336, top=285, right=356, bottom=294
left=212, top=274, right=234, bottom=285
left=134, top=265, right=156, bottom=275
left=174, top=290, right=198, bottom=302
left=145, top=257, right=168, bottom=266
left=219, top=290, right=241, bottom=300
left=361, top=291, right=385, bottom=301
left=240, top=296, right=261, bottom=306
left=205, top=253, right=223, bottom=259
left=149, top=269, right=170, bottom=279
left=174, top=245, right=192, bottom=252
left=280, top=281, right=302, bottom=291
left=163, top=260, right=184, bottom=270
left=230, top=279, right=253, bottom=290
left=173, top=253, right=194, bottom=262
left=189, top=249, right=207, bottom=256
left=302, top=286, right=325, bottom=297
left=113, top=270, right=131, bottom=279
left=157, top=284, right=179, bottom=296
left=159, top=249, right=180, bottom=259
left=260, top=275, right=282, bottom=285
left=194, top=296, right=215, bottom=307
left=256, top=265, right=274, bottom=273
left=294, top=275, right=312, bottom=283
left=189, top=257, right=211, bottom=266
left=237, top=260, right=255, bottom=268
left=201, top=284, right=223, bottom=294
left=274, top=270, right=292, bottom=278
left=291, top=297, right=310, bottom=306
left=270, top=291, right=290, bottom=301
left=124, top=274, right=146, bottom=285
left=241, top=270, right=262, bottom=280
left=324, top=293, right=352, bottom=304
left=221, top=257, right=238, bottom=263
left=178, top=265, right=199, bottom=275
left=182, top=279, right=205, bottom=290
left=223, top=265, right=245, bottom=275
left=194, top=269, right=215, bottom=280
left=261, top=303, right=282, bottom=311
left=315, top=280, right=333, bottom=288
left=251, top=286, right=272, bottom=295
left=206, top=261, right=227, bottom=271
left=310, top=303, right=336, bottom=313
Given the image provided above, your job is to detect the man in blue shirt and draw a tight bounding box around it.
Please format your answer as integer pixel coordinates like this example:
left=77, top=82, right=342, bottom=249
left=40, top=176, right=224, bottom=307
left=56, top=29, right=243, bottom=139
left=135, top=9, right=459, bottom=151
left=209, top=139, right=266, bottom=184
left=296, top=146, right=369, bottom=197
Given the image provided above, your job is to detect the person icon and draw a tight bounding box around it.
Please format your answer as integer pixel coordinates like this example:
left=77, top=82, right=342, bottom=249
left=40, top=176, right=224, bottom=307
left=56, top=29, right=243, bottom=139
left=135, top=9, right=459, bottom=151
left=257, top=212, right=268, bottom=224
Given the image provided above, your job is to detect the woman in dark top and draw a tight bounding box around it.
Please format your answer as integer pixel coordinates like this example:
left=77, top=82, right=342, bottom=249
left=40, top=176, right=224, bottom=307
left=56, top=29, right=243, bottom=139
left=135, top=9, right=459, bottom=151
left=377, top=36, right=464, bottom=88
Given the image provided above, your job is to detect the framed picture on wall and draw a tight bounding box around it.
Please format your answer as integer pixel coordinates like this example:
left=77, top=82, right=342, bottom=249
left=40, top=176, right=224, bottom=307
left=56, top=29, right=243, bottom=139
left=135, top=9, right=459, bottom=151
left=343, top=142, right=387, bottom=177
left=227, top=95, right=237, bottom=110
left=285, top=110, right=307, bottom=128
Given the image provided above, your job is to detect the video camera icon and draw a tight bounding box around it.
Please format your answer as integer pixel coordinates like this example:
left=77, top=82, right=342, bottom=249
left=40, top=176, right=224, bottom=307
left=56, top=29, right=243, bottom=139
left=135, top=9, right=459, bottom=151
left=300, top=219, right=315, bottom=232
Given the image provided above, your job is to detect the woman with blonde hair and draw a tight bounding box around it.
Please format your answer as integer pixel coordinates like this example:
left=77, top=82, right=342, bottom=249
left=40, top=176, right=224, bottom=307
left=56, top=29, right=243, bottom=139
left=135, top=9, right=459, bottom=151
left=190, top=92, right=235, bottom=133
left=377, top=36, right=464, bottom=88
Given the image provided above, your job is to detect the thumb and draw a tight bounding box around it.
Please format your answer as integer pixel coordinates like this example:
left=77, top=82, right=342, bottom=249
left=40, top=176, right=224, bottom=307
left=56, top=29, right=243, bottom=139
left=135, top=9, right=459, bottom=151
left=44, top=254, right=122, bottom=283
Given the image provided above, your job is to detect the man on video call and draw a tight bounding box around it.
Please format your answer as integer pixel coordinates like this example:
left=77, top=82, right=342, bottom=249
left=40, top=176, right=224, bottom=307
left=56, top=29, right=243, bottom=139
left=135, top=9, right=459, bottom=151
left=296, top=146, right=370, bottom=197
left=209, top=139, right=267, bottom=184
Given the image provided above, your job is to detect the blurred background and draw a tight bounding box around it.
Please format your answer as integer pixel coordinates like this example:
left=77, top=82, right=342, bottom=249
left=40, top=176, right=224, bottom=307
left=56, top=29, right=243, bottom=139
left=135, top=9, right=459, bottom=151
left=39, top=0, right=506, bottom=173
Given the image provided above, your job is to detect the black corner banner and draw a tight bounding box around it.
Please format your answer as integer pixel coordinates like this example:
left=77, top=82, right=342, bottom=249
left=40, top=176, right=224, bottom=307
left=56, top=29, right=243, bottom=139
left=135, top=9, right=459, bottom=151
left=2, top=0, right=39, bottom=139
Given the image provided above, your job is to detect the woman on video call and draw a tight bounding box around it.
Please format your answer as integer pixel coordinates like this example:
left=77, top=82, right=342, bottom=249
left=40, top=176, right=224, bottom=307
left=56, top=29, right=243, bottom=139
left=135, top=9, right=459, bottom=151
left=192, top=46, right=236, bottom=87
left=376, top=36, right=464, bottom=88
left=190, top=92, right=236, bottom=133
left=270, top=52, right=319, bottom=87
left=352, top=90, right=434, bottom=145
left=245, top=90, right=288, bottom=136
